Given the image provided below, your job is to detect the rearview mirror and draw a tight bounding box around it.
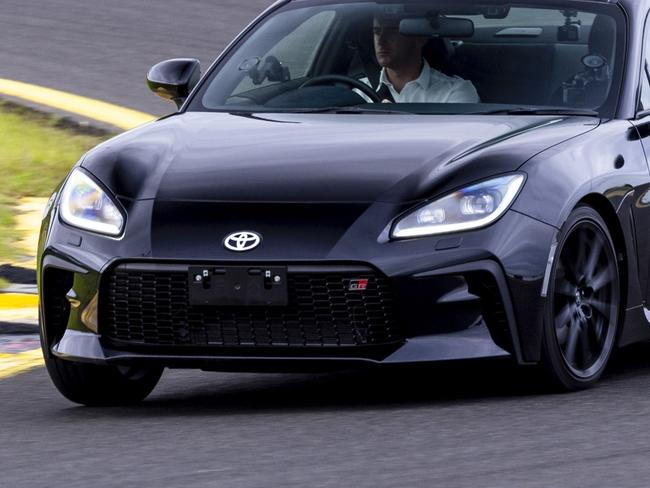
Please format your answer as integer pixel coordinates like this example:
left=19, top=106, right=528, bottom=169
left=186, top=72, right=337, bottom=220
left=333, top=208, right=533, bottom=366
left=146, top=58, right=201, bottom=109
left=400, top=17, right=474, bottom=38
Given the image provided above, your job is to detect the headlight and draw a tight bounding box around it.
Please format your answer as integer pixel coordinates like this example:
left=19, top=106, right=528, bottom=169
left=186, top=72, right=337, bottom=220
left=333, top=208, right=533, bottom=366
left=391, top=174, right=525, bottom=239
left=59, top=169, right=125, bottom=236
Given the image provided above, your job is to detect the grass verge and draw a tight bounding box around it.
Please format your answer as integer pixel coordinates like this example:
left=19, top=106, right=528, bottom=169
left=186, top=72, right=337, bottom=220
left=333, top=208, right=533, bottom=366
left=0, top=101, right=109, bottom=261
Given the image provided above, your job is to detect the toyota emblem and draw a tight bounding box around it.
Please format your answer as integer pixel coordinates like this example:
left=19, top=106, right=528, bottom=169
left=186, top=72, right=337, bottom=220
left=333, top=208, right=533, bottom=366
left=224, top=231, right=262, bottom=252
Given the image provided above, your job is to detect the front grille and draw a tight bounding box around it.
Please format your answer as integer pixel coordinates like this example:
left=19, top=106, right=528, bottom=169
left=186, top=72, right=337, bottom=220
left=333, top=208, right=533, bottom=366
left=100, top=264, right=401, bottom=348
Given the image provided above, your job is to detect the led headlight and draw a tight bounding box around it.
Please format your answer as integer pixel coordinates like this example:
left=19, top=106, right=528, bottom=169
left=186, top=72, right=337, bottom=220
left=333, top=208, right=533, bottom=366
left=392, top=174, right=525, bottom=239
left=59, top=169, right=125, bottom=236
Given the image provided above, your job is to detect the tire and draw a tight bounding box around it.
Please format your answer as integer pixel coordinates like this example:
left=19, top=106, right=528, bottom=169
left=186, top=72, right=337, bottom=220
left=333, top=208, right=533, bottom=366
left=541, top=206, right=621, bottom=390
left=42, top=351, right=162, bottom=406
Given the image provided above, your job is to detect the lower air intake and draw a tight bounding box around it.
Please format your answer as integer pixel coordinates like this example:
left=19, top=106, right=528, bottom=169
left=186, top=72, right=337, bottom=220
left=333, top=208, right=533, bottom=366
left=100, top=264, right=401, bottom=348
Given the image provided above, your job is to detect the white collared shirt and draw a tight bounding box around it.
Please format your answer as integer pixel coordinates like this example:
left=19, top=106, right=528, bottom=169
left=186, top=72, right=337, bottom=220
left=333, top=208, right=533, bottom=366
left=360, top=60, right=480, bottom=103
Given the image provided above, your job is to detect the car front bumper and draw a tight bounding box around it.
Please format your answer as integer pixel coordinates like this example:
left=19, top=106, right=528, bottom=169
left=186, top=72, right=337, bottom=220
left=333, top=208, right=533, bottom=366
left=39, top=202, right=557, bottom=370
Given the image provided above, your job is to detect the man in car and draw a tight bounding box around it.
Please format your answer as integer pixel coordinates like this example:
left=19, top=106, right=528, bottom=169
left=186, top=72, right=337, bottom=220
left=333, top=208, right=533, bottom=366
left=369, top=13, right=479, bottom=103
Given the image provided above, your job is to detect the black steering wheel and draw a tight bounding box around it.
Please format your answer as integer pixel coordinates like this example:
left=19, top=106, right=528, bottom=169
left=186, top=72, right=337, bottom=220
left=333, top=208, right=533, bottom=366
left=299, top=75, right=382, bottom=103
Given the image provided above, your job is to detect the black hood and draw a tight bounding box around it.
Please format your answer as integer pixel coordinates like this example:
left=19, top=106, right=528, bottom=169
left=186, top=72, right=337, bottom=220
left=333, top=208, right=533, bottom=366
left=82, top=111, right=598, bottom=204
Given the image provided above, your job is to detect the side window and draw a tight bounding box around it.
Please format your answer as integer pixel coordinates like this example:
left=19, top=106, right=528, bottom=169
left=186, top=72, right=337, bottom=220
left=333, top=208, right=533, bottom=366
left=467, top=8, right=595, bottom=27
left=266, top=10, right=335, bottom=78
left=234, top=11, right=335, bottom=93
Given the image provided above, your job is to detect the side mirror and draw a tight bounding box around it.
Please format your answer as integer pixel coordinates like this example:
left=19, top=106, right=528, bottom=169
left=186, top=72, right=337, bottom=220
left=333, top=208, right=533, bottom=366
left=146, top=58, right=201, bottom=109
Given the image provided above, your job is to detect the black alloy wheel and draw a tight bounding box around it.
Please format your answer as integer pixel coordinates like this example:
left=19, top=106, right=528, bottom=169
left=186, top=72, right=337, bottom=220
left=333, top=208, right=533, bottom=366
left=542, top=206, right=620, bottom=390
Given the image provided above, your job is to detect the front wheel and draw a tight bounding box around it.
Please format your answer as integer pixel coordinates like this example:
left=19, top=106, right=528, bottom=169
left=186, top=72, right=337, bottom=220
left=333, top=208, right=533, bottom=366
left=43, top=352, right=162, bottom=406
left=541, top=206, right=621, bottom=390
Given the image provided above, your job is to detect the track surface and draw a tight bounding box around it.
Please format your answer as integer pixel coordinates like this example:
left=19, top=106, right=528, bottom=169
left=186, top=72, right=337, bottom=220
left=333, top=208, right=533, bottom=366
left=3, top=1, right=650, bottom=486
left=0, top=0, right=274, bottom=115
left=4, top=349, right=650, bottom=487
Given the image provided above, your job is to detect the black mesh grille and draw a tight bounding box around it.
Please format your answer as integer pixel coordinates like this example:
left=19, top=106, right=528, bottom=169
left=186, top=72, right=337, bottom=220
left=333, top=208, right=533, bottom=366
left=100, top=264, right=401, bottom=348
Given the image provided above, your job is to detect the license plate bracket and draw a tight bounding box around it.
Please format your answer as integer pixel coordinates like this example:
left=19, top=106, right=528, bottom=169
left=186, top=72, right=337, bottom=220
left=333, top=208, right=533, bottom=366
left=188, top=266, right=288, bottom=307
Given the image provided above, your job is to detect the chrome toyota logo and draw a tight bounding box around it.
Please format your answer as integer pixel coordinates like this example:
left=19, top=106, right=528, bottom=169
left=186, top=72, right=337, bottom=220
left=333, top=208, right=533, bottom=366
left=224, top=231, right=262, bottom=252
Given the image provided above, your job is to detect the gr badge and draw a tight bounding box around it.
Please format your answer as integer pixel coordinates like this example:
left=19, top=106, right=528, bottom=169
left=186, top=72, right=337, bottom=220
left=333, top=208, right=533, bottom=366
left=349, top=279, right=369, bottom=291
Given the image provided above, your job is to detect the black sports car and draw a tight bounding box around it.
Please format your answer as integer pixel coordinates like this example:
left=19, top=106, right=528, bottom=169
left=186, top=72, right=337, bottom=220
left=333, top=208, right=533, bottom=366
left=38, top=0, right=650, bottom=404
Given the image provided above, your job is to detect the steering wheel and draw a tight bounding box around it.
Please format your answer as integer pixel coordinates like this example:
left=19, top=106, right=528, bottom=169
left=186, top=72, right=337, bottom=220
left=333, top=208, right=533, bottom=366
left=299, top=75, right=382, bottom=103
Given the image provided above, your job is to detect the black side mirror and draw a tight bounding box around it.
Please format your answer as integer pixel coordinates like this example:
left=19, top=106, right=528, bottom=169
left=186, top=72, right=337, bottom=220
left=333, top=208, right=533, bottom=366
left=146, top=58, right=201, bottom=109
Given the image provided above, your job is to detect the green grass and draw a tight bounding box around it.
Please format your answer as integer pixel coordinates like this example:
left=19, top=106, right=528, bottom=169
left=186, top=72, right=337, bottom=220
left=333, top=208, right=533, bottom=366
left=0, top=103, right=109, bottom=261
left=0, top=277, right=8, bottom=290
left=0, top=196, right=19, bottom=260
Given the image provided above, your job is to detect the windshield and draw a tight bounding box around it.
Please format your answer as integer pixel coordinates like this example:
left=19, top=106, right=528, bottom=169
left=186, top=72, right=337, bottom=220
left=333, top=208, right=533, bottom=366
left=189, top=0, right=625, bottom=116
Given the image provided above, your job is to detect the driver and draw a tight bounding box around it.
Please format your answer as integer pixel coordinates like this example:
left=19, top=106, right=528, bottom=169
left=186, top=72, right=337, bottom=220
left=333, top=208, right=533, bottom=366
left=367, top=13, right=479, bottom=103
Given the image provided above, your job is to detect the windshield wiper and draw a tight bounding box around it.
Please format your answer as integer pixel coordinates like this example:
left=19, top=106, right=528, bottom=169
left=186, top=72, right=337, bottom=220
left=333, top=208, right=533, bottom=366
left=473, top=107, right=600, bottom=117
left=259, top=106, right=410, bottom=115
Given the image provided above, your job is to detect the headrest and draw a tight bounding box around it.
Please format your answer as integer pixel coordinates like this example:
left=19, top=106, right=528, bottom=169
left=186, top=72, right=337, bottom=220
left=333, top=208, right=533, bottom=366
left=589, top=15, right=616, bottom=62
left=422, top=38, right=455, bottom=73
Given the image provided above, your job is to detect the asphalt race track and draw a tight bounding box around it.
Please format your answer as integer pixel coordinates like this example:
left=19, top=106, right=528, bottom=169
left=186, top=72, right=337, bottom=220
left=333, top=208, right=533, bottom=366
left=4, top=1, right=650, bottom=486
left=0, top=0, right=274, bottom=115
left=4, top=351, right=650, bottom=487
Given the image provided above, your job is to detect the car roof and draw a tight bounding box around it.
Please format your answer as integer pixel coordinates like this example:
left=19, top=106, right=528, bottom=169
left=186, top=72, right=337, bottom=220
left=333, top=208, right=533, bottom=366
left=619, top=0, right=650, bottom=17
left=284, top=0, right=640, bottom=10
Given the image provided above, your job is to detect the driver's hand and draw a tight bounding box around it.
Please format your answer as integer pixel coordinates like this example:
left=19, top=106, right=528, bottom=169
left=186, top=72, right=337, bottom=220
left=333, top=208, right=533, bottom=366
left=381, top=99, right=393, bottom=104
